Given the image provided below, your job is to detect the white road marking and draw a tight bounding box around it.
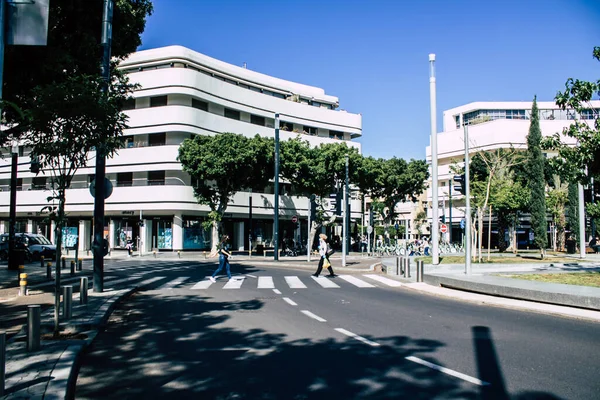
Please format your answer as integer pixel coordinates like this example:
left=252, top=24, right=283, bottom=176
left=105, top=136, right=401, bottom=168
left=258, top=276, right=275, bottom=289
left=363, top=274, right=404, bottom=287
left=311, top=276, right=340, bottom=288
left=285, top=276, right=307, bottom=289
left=405, top=356, right=490, bottom=386
left=335, top=328, right=380, bottom=347
left=157, top=277, right=187, bottom=290
left=223, top=277, right=244, bottom=289
left=283, top=297, right=297, bottom=306
left=105, top=276, right=164, bottom=291
left=247, top=274, right=257, bottom=278
left=191, top=278, right=214, bottom=290
left=301, top=310, right=327, bottom=322
left=338, top=275, right=376, bottom=288
left=273, top=289, right=282, bottom=295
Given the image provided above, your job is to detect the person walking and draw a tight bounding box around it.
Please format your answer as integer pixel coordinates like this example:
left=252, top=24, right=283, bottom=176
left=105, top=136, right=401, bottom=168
left=312, top=233, right=335, bottom=277
left=210, top=234, right=233, bottom=282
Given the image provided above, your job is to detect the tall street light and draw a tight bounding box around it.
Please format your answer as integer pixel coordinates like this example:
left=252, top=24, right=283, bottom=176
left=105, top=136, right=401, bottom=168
left=274, top=113, right=280, bottom=260
left=429, top=54, right=439, bottom=265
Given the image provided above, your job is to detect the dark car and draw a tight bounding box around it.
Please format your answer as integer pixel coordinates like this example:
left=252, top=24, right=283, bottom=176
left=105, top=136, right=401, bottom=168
left=0, top=233, right=56, bottom=262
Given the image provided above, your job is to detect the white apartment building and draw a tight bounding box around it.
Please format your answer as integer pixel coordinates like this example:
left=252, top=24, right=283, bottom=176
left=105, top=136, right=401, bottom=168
left=0, top=45, right=363, bottom=253
left=425, top=100, right=599, bottom=244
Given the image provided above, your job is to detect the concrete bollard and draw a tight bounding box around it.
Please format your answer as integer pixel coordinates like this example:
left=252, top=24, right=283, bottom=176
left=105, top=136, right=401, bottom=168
left=46, top=262, right=52, bottom=280
left=40, top=256, right=45, bottom=269
left=62, top=285, right=73, bottom=320
left=80, top=277, right=88, bottom=305
left=70, top=260, right=75, bottom=276
left=27, top=305, right=41, bottom=352
left=77, top=258, right=82, bottom=271
left=153, top=251, right=157, bottom=258
left=416, top=260, right=424, bottom=282
left=19, top=273, right=27, bottom=296
left=0, top=331, right=5, bottom=396
left=404, top=257, right=411, bottom=278
left=177, top=251, right=181, bottom=258
left=61, top=257, right=66, bottom=270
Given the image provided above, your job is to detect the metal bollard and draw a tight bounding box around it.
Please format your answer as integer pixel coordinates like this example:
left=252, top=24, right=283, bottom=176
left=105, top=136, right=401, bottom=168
left=27, top=305, right=41, bottom=352
left=77, top=258, right=82, bottom=271
left=19, top=273, right=27, bottom=296
left=396, top=256, right=399, bottom=275
left=61, top=257, right=66, bottom=270
left=416, top=260, right=424, bottom=282
left=62, top=285, right=73, bottom=320
left=46, top=261, right=52, bottom=280
left=70, top=260, right=75, bottom=276
left=404, top=257, right=411, bottom=278
left=177, top=250, right=181, bottom=258
left=153, top=251, right=156, bottom=258
left=0, top=331, right=5, bottom=396
left=80, top=277, right=88, bottom=305
left=40, top=256, right=45, bottom=268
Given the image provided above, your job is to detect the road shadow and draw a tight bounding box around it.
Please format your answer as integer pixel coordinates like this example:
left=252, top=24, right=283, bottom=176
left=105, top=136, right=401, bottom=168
left=74, top=288, right=565, bottom=399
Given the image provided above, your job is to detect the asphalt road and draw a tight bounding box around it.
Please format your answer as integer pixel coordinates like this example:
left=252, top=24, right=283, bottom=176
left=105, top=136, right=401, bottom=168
left=67, top=260, right=600, bottom=399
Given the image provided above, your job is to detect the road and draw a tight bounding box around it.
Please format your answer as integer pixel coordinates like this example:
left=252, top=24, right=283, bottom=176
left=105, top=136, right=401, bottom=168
left=67, top=259, right=600, bottom=399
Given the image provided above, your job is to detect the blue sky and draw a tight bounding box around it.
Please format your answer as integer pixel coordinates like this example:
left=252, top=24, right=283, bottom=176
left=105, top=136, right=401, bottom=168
left=139, top=0, right=600, bottom=161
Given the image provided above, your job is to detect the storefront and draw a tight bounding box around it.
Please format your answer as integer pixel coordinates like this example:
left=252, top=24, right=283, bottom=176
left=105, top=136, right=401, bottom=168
left=182, top=216, right=212, bottom=250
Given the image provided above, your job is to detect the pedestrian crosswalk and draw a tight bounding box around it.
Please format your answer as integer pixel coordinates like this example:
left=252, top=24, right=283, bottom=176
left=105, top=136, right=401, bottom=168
left=152, top=274, right=404, bottom=291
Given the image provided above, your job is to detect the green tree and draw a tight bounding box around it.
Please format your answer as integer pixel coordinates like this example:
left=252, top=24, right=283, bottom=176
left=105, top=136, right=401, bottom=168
left=178, top=133, right=274, bottom=250
left=541, top=47, right=600, bottom=184
left=527, top=97, right=548, bottom=256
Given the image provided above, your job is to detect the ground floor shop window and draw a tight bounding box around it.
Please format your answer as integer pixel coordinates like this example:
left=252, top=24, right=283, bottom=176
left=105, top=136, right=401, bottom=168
left=183, top=218, right=211, bottom=250
left=114, top=220, right=138, bottom=249
left=153, top=219, right=172, bottom=250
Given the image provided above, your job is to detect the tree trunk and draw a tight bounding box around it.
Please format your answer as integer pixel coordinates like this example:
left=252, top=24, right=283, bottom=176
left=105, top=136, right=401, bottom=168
left=477, top=207, right=484, bottom=263
left=487, top=205, right=492, bottom=261
left=211, top=219, right=220, bottom=253
left=54, top=190, right=65, bottom=335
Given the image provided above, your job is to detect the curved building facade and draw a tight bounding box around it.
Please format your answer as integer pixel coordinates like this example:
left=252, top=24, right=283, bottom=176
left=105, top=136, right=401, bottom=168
left=0, top=46, right=363, bottom=253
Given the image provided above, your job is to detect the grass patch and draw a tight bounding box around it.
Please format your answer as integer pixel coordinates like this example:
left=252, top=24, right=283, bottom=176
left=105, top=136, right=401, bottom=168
left=501, top=272, right=600, bottom=288
left=416, top=255, right=578, bottom=264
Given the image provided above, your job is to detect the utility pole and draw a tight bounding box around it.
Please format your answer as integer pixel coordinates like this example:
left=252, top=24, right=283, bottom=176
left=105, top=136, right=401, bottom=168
left=429, top=53, right=439, bottom=265
left=342, top=155, right=348, bottom=266
left=93, top=0, right=113, bottom=292
left=274, top=113, right=280, bottom=261
left=448, top=179, right=453, bottom=243
left=464, top=124, right=472, bottom=275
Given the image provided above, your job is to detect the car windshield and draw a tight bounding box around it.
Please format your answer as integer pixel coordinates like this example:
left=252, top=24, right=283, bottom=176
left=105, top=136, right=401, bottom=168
left=35, top=235, right=52, bottom=245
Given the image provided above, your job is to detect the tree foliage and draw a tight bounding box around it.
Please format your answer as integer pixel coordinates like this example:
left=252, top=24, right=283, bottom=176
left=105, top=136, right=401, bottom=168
left=526, top=97, right=548, bottom=252
left=178, top=133, right=274, bottom=248
left=541, top=46, right=600, bottom=183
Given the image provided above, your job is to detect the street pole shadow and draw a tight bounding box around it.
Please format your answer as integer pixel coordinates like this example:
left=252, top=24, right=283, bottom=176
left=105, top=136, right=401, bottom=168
left=473, top=326, right=509, bottom=400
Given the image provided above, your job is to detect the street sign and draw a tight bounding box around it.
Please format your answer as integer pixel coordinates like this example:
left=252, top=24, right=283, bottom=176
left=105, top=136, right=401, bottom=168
left=367, top=226, right=373, bottom=234
left=291, top=215, right=298, bottom=223
left=440, top=224, right=448, bottom=233
left=460, top=219, right=466, bottom=229
left=89, top=178, right=113, bottom=199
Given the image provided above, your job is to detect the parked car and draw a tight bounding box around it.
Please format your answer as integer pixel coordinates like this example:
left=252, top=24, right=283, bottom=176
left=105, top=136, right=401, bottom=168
left=0, top=233, right=56, bottom=262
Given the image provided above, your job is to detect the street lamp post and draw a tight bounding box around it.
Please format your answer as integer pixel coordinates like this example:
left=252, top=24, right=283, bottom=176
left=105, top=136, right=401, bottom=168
left=464, top=124, right=472, bottom=275
left=274, top=113, right=280, bottom=261
left=342, top=155, right=348, bottom=267
left=429, top=53, right=439, bottom=265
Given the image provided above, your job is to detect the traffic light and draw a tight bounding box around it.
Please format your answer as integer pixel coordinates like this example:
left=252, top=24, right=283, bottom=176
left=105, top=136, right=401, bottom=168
left=440, top=215, right=446, bottom=224
left=310, top=194, right=317, bottom=220
left=453, top=174, right=466, bottom=195
left=30, top=156, right=40, bottom=174
left=335, top=191, right=342, bottom=216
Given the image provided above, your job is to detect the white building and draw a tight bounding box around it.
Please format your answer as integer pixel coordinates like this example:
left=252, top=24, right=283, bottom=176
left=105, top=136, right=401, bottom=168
left=0, top=45, right=363, bottom=253
left=426, top=100, right=599, bottom=244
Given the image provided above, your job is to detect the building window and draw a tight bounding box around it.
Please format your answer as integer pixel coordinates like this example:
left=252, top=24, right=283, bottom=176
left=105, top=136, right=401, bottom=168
left=251, top=115, right=265, bottom=126
left=122, top=98, right=136, bottom=111
left=117, top=172, right=133, bottom=187
left=148, top=132, right=166, bottom=147
left=455, top=115, right=460, bottom=129
left=192, top=98, right=208, bottom=111
left=280, top=122, right=293, bottom=131
left=32, top=177, right=46, bottom=190
left=329, top=130, right=344, bottom=140
left=581, top=109, right=598, bottom=120
left=16, top=178, right=22, bottom=191
left=148, top=171, right=165, bottom=186
left=88, top=174, right=95, bottom=184
left=303, top=126, right=317, bottom=135
left=122, top=136, right=134, bottom=148
left=224, top=108, right=240, bottom=120
left=150, top=95, right=168, bottom=107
